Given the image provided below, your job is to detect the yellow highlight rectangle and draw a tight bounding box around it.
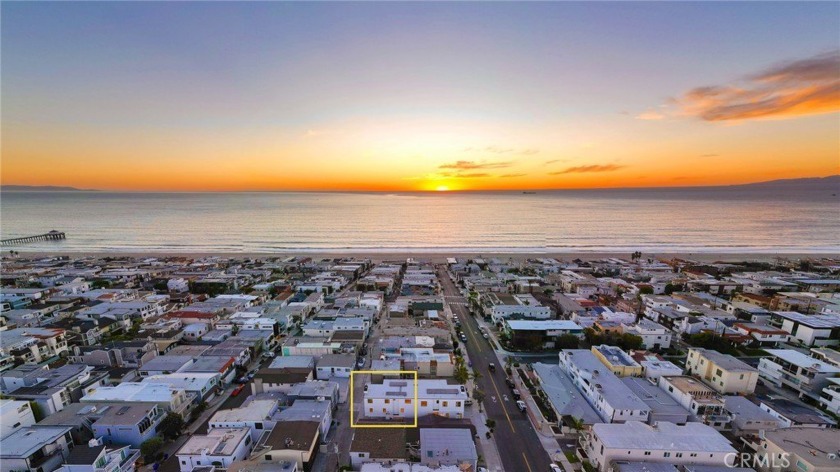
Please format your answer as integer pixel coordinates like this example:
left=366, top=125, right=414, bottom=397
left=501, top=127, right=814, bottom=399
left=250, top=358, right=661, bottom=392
left=350, top=370, right=418, bottom=428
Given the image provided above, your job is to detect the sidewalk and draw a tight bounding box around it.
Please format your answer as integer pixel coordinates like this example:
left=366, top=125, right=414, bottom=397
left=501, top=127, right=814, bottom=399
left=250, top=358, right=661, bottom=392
left=141, top=384, right=236, bottom=472
left=511, top=361, right=580, bottom=472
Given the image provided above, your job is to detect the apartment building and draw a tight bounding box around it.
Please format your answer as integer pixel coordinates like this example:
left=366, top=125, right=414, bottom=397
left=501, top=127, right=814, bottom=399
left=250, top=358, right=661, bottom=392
left=583, top=421, right=736, bottom=472
left=208, top=399, right=279, bottom=442
left=558, top=350, right=650, bottom=423
left=91, top=404, right=165, bottom=447
left=176, top=427, right=253, bottom=472
left=363, top=379, right=468, bottom=419
left=768, top=311, right=840, bottom=347
left=758, top=349, right=840, bottom=402
left=482, top=292, right=551, bottom=324
left=81, top=382, right=192, bottom=418
left=621, top=319, right=672, bottom=350
left=592, top=345, right=644, bottom=377
left=754, top=428, right=840, bottom=472
left=0, top=399, right=37, bottom=439
left=0, top=327, right=69, bottom=365
left=658, top=376, right=731, bottom=429
left=684, top=348, right=759, bottom=394
left=0, top=425, right=74, bottom=472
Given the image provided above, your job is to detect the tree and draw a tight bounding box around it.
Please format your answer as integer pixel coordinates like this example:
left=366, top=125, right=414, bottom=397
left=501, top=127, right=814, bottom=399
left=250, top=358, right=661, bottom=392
left=555, top=334, right=581, bottom=350
left=140, top=436, right=164, bottom=462
left=638, top=286, right=654, bottom=295
left=472, top=387, right=486, bottom=413
left=29, top=401, right=45, bottom=422
left=158, top=412, right=186, bottom=440
left=91, top=279, right=111, bottom=289
left=453, top=358, right=470, bottom=384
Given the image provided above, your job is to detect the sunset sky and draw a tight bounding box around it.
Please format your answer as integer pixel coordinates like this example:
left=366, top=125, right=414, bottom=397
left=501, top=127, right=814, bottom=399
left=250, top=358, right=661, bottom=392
left=2, top=2, right=838, bottom=192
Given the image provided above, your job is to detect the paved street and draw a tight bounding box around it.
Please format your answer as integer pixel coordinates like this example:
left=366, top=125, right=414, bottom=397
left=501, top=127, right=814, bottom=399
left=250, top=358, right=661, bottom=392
left=438, top=266, right=553, bottom=472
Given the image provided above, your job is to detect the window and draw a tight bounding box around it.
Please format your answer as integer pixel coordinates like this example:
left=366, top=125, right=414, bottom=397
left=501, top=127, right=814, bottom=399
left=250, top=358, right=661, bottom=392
left=421, top=401, right=428, bottom=407
left=427, top=451, right=433, bottom=458
left=405, top=399, right=411, bottom=404
left=255, top=422, right=263, bottom=429
left=385, top=399, right=390, bottom=404
left=367, top=399, right=372, bottom=403
left=664, top=452, right=671, bottom=458
left=740, top=374, right=744, bottom=379
left=716, top=368, right=723, bottom=377
left=600, top=445, right=604, bottom=454
left=265, top=455, right=272, bottom=461
left=644, top=451, right=651, bottom=456
left=676, top=453, right=683, bottom=458
left=369, top=408, right=373, bottom=413
left=442, top=401, right=448, bottom=407
left=456, top=401, right=461, bottom=407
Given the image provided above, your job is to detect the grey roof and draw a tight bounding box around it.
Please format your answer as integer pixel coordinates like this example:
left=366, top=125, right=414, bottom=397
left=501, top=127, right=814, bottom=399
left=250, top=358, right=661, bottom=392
left=723, top=396, right=779, bottom=425
left=763, top=428, right=840, bottom=468
left=65, top=444, right=106, bottom=465
left=592, top=421, right=735, bottom=453
left=317, top=354, right=355, bottom=369
left=94, top=404, right=157, bottom=426
left=419, top=428, right=477, bottom=464
left=269, top=355, right=316, bottom=369
left=621, top=377, right=692, bottom=424
left=138, top=355, right=193, bottom=372
left=562, top=350, right=650, bottom=412
left=532, top=363, right=601, bottom=424
left=691, top=348, right=757, bottom=372
left=758, top=397, right=837, bottom=426
left=275, top=400, right=331, bottom=422
left=0, top=426, right=72, bottom=458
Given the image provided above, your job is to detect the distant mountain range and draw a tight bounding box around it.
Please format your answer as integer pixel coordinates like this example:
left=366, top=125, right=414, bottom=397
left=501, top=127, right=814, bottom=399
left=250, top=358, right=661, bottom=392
left=724, top=175, right=839, bottom=189
left=1, top=185, right=99, bottom=192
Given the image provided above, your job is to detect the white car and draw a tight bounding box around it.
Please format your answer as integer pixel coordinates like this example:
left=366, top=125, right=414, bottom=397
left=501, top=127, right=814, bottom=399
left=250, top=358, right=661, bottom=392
left=550, top=464, right=563, bottom=472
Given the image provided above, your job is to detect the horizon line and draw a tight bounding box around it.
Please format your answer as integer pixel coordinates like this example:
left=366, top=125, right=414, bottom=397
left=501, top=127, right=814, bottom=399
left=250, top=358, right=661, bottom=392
left=1, top=174, right=837, bottom=194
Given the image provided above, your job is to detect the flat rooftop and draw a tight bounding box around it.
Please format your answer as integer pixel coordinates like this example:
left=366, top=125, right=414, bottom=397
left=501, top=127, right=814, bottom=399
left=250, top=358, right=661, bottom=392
left=210, top=399, right=278, bottom=423
left=764, top=428, right=840, bottom=468
left=691, top=348, right=757, bottom=372
left=562, top=350, right=650, bottom=412
left=0, top=426, right=72, bottom=458
left=594, top=345, right=640, bottom=367
left=764, top=349, right=840, bottom=373
left=178, top=428, right=250, bottom=456
left=592, top=421, right=735, bottom=453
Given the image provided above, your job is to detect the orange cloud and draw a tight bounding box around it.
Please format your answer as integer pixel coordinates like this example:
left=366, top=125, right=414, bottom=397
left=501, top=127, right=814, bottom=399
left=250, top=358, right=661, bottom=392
left=548, top=164, right=625, bottom=175
left=676, top=51, right=840, bottom=121
left=439, top=160, right=512, bottom=170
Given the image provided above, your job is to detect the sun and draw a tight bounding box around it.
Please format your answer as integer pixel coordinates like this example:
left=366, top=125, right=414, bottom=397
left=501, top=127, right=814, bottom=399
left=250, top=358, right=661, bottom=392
left=435, top=185, right=449, bottom=192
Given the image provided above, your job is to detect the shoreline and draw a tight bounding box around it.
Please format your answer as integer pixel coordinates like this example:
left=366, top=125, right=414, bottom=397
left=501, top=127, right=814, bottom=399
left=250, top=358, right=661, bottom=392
left=7, top=250, right=837, bottom=263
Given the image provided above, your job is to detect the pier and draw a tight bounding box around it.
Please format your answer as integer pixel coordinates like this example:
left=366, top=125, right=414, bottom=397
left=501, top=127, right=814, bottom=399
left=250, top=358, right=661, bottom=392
left=1, top=230, right=66, bottom=246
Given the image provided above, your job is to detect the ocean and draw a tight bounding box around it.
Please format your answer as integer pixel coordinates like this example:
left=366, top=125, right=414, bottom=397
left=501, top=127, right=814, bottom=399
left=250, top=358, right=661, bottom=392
left=1, top=186, right=838, bottom=253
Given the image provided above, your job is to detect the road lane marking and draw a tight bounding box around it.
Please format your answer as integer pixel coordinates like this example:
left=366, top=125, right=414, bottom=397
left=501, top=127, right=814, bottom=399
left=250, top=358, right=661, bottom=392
left=522, top=452, right=533, bottom=472
left=487, top=371, right=516, bottom=433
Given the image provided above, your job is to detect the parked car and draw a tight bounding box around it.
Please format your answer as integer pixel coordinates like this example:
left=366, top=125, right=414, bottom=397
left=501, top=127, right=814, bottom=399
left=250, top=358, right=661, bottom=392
left=550, top=464, right=564, bottom=472
left=488, top=363, right=496, bottom=372
left=512, top=389, right=521, bottom=399
left=505, top=378, right=515, bottom=388
left=232, top=384, right=246, bottom=396
left=516, top=400, right=527, bottom=412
